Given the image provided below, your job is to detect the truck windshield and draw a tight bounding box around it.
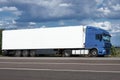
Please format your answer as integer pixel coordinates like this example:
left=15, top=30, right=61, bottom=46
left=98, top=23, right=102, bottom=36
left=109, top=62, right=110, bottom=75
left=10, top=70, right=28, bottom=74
left=103, top=35, right=111, bottom=42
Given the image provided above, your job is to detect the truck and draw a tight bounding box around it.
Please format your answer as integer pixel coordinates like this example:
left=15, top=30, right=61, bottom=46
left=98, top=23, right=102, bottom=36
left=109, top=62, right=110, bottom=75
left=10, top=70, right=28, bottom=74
left=2, top=25, right=111, bottom=57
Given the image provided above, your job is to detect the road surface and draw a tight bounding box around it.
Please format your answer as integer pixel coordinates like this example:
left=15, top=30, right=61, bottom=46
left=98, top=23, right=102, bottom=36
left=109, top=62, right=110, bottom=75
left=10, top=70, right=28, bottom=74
left=0, top=57, right=120, bottom=80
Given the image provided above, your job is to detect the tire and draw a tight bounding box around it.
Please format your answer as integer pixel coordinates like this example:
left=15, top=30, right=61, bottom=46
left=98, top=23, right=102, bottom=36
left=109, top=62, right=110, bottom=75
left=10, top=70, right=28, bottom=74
left=62, top=51, right=71, bottom=57
left=98, top=55, right=105, bottom=57
left=88, top=49, right=98, bottom=57
left=9, top=51, right=16, bottom=56
left=22, top=50, right=29, bottom=57
left=2, top=50, right=8, bottom=56
left=30, top=50, right=36, bottom=57
left=15, top=50, right=22, bottom=57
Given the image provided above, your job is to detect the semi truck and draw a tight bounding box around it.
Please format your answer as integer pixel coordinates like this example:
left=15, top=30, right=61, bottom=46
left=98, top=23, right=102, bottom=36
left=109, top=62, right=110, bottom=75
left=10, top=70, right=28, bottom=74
left=2, top=25, right=111, bottom=57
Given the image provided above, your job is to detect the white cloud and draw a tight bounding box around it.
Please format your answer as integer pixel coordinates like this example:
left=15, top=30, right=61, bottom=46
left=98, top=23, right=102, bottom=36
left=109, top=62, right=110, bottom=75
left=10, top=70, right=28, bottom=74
left=13, top=11, right=22, bottom=16
left=0, top=0, right=8, bottom=2
left=112, top=4, right=120, bottom=11
left=18, top=0, right=62, bottom=8
left=48, top=7, right=74, bottom=18
left=12, top=20, right=16, bottom=24
left=41, top=25, right=46, bottom=28
left=15, top=0, right=74, bottom=20
left=28, top=22, right=37, bottom=28
left=30, top=0, right=75, bottom=18
left=85, top=20, right=120, bottom=34
left=59, top=20, right=65, bottom=26
left=97, top=7, right=111, bottom=15
left=0, top=23, right=3, bottom=26
left=112, top=29, right=120, bottom=33
left=111, top=24, right=120, bottom=33
left=0, top=6, right=22, bottom=16
left=41, top=1, right=74, bottom=18
left=0, top=20, right=17, bottom=29
left=59, top=3, right=72, bottom=7
left=88, top=21, right=112, bottom=31
left=0, top=6, right=17, bottom=11
left=95, top=0, right=104, bottom=5
left=0, top=0, right=119, bottom=22
left=29, top=22, right=36, bottom=25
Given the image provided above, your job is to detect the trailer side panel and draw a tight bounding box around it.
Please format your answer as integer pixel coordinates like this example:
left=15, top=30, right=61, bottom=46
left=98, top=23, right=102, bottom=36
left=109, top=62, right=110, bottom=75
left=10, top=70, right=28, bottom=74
left=2, top=26, right=85, bottom=50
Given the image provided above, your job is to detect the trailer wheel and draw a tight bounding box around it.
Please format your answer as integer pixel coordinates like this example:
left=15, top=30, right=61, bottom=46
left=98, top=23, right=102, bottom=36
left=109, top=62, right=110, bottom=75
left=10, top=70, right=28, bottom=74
left=30, top=50, right=36, bottom=57
left=15, top=50, right=22, bottom=57
left=2, top=50, right=8, bottom=56
left=62, top=50, right=71, bottom=57
left=22, top=50, right=29, bottom=57
left=88, top=49, right=98, bottom=57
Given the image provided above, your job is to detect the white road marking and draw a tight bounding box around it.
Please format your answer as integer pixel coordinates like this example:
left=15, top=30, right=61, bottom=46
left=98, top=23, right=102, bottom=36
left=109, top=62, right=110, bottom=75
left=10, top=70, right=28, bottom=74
left=0, top=68, right=120, bottom=73
left=0, top=62, right=120, bottom=65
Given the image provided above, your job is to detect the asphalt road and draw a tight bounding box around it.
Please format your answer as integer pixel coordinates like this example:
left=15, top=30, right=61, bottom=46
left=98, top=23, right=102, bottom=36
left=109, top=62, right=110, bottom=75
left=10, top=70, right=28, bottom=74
left=0, top=57, right=120, bottom=80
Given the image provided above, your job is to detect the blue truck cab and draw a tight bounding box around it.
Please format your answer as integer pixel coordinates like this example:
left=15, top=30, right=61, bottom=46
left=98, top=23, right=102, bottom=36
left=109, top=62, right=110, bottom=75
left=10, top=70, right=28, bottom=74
left=85, top=26, right=111, bottom=56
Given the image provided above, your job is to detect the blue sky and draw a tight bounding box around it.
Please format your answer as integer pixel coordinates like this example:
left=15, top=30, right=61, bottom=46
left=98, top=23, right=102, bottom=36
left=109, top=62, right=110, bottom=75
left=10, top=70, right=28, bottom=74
left=0, top=0, right=120, bottom=46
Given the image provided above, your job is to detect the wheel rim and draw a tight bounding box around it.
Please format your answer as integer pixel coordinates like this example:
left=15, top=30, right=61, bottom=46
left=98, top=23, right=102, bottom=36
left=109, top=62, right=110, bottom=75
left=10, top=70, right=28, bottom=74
left=92, top=51, right=97, bottom=56
left=30, top=51, right=36, bottom=57
left=22, top=50, right=29, bottom=57
left=15, top=50, right=21, bottom=57
left=89, top=49, right=98, bottom=57
left=63, top=52, right=70, bottom=57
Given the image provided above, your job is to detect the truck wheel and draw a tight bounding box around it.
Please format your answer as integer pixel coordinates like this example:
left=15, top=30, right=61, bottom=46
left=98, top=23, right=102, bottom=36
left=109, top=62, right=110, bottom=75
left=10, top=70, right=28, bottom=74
left=15, top=50, right=22, bottom=57
left=62, top=51, right=71, bottom=57
left=2, top=50, right=8, bottom=56
left=88, top=49, right=98, bottom=57
left=22, top=50, right=29, bottom=57
left=30, top=50, right=36, bottom=57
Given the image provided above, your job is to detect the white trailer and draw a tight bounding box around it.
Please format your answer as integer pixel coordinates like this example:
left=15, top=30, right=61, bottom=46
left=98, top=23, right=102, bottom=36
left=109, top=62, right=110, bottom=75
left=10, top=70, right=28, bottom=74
left=2, top=26, right=85, bottom=50
left=2, top=25, right=111, bottom=57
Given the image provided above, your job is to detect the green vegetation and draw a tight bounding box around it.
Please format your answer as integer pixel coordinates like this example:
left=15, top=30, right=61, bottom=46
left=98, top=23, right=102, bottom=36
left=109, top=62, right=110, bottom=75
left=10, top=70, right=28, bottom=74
left=111, top=46, right=120, bottom=57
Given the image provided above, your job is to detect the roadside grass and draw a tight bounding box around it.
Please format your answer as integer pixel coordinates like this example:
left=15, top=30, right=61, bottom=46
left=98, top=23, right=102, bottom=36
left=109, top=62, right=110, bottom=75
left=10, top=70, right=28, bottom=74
left=0, top=51, right=2, bottom=57
left=111, top=47, right=120, bottom=57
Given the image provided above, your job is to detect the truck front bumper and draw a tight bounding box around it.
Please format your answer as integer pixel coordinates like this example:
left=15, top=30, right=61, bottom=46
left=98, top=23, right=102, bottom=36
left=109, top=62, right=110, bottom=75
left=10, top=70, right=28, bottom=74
left=98, top=48, right=110, bottom=55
